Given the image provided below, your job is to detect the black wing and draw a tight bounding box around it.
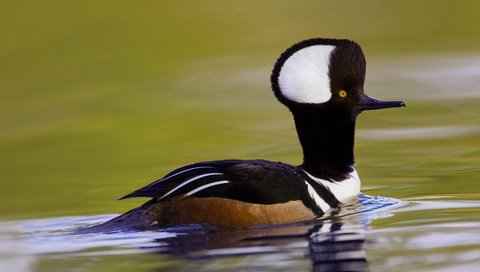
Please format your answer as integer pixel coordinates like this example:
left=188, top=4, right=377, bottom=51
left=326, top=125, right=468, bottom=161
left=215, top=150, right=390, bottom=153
left=120, top=159, right=317, bottom=206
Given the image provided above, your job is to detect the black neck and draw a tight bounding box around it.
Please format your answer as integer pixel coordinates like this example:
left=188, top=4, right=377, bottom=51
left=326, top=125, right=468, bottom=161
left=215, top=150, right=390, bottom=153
left=292, top=107, right=355, bottom=180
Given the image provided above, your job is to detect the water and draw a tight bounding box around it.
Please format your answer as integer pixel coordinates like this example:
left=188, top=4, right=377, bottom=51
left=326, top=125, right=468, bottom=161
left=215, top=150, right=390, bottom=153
left=0, top=195, right=398, bottom=271
left=2, top=54, right=480, bottom=271
left=2, top=2, right=480, bottom=271
left=5, top=52, right=480, bottom=270
left=2, top=195, right=480, bottom=271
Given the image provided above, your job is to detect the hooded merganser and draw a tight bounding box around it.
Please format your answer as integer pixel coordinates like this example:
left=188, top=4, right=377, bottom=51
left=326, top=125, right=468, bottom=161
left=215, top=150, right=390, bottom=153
left=92, top=38, right=405, bottom=230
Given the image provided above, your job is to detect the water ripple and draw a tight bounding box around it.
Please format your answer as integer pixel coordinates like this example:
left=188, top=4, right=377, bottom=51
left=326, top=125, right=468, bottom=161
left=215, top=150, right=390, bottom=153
left=1, top=195, right=479, bottom=271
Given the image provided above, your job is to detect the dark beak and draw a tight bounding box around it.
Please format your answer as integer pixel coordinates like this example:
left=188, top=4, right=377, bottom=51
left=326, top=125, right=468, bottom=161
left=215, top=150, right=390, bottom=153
left=358, top=93, right=406, bottom=111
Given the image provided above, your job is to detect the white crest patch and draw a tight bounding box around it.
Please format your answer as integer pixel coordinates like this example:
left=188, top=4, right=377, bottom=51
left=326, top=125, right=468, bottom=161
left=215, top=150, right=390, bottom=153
left=278, top=45, right=335, bottom=104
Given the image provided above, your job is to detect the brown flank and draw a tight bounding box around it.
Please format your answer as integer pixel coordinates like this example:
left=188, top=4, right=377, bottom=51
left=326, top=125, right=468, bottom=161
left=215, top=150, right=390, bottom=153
left=151, top=197, right=316, bottom=228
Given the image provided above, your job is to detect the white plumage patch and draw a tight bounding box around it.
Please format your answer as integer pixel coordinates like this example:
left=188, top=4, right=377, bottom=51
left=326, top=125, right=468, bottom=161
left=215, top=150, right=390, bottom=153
left=278, top=45, right=335, bottom=104
left=158, top=172, right=223, bottom=200
left=185, top=180, right=230, bottom=196
left=305, top=183, right=331, bottom=212
left=303, top=168, right=361, bottom=204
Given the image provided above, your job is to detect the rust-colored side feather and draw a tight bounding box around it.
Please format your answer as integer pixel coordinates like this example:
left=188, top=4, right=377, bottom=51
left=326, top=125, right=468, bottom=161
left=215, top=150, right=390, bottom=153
left=79, top=197, right=316, bottom=233
left=153, top=197, right=316, bottom=228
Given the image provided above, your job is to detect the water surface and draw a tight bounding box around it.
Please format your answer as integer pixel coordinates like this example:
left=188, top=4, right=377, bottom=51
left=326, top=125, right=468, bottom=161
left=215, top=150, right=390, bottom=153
left=2, top=195, right=480, bottom=271
left=2, top=2, right=480, bottom=271
left=2, top=52, right=480, bottom=272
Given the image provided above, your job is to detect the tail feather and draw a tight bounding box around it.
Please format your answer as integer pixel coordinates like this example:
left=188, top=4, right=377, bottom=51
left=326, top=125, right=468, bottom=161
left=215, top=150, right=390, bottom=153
left=76, top=202, right=162, bottom=233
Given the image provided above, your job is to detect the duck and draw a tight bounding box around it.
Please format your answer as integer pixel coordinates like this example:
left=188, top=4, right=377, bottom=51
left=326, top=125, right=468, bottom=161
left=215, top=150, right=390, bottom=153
left=89, top=38, right=405, bottom=231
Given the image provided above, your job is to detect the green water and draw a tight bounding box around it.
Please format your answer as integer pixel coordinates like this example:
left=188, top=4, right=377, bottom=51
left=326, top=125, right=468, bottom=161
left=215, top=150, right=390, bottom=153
left=1, top=1, right=480, bottom=271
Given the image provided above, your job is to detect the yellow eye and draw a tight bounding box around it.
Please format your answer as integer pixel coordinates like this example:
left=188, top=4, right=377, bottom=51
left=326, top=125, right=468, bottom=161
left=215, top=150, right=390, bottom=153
left=339, top=90, right=347, bottom=98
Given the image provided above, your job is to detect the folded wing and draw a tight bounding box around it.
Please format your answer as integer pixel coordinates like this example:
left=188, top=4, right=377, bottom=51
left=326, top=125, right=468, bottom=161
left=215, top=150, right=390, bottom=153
left=121, top=160, right=315, bottom=206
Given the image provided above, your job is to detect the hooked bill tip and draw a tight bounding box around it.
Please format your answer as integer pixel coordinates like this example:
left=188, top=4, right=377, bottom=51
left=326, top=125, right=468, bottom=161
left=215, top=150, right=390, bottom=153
left=358, top=94, right=406, bottom=111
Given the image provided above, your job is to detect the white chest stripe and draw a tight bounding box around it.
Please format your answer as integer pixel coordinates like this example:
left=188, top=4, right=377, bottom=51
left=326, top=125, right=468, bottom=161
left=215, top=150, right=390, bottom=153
left=159, top=172, right=223, bottom=200
left=303, top=169, right=361, bottom=204
left=305, top=183, right=331, bottom=212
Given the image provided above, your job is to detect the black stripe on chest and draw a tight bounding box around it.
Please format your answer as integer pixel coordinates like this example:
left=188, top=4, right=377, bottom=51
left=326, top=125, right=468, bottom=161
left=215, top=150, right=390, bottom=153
left=297, top=170, right=340, bottom=208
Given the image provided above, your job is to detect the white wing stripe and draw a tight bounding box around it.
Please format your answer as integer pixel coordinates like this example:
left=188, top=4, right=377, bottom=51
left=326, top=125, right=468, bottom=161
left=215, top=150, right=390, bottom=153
left=149, top=166, right=214, bottom=187
left=158, top=166, right=215, bottom=182
left=158, top=172, right=223, bottom=200
left=185, top=180, right=230, bottom=196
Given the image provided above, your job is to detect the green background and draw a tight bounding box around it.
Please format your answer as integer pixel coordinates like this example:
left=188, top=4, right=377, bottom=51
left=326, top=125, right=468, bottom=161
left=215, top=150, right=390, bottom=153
left=1, top=1, right=480, bottom=220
